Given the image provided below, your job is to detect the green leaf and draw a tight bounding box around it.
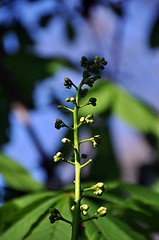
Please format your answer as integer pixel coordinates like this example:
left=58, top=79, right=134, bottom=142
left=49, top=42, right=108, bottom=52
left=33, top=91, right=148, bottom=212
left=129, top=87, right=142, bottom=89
left=80, top=81, right=158, bottom=135
left=121, top=183, right=159, bottom=207
left=0, top=153, right=44, bottom=191
left=88, top=126, right=120, bottom=181
left=1, top=194, right=64, bottom=240
left=3, top=53, right=75, bottom=108
left=0, top=191, right=56, bottom=233
left=151, top=179, right=159, bottom=193
left=25, top=196, right=72, bottom=240
left=84, top=199, right=147, bottom=240
left=85, top=192, right=147, bottom=215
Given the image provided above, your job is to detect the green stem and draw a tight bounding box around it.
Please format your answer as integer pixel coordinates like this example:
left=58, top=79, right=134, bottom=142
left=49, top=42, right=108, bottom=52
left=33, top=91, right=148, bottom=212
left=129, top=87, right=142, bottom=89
left=61, top=217, right=72, bottom=225
left=71, top=86, right=81, bottom=240
left=80, top=159, right=92, bottom=168
left=79, top=101, right=89, bottom=108
left=81, top=215, right=98, bottom=223
left=79, top=138, right=93, bottom=144
left=66, top=160, right=75, bottom=166
left=62, top=106, right=73, bottom=112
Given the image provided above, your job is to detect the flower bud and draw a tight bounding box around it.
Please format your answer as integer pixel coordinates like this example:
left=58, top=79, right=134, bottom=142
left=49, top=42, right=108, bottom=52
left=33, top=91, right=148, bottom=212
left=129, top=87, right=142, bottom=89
left=85, top=119, right=90, bottom=124
left=89, top=119, right=94, bottom=124
left=80, top=56, right=88, bottom=68
left=94, top=189, right=103, bottom=196
left=80, top=117, right=85, bottom=123
left=95, top=182, right=104, bottom=189
left=71, top=205, right=75, bottom=211
left=70, top=97, right=76, bottom=102
left=82, top=210, right=88, bottom=216
left=53, top=152, right=64, bottom=162
left=62, top=138, right=71, bottom=144
left=80, top=204, right=89, bottom=211
left=55, top=119, right=64, bottom=130
left=65, top=98, right=70, bottom=102
left=86, top=114, right=93, bottom=119
left=56, top=152, right=62, bottom=157
left=49, top=208, right=62, bottom=224
left=81, top=153, right=87, bottom=159
left=57, top=105, right=63, bottom=110
left=89, top=98, right=97, bottom=106
left=96, top=207, right=107, bottom=217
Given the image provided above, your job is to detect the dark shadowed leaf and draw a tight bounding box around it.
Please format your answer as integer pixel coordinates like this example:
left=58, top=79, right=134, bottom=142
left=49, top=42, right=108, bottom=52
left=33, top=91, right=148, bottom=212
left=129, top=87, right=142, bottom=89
left=121, top=183, right=159, bottom=207
left=84, top=199, right=147, bottom=240
left=149, top=14, right=159, bottom=48
left=39, top=14, right=54, bottom=28
left=88, top=126, right=120, bottom=181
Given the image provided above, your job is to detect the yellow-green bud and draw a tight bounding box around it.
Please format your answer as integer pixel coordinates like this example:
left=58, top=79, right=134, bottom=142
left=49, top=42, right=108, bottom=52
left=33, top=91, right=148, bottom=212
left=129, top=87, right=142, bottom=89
left=80, top=204, right=89, bottom=211
left=65, top=98, right=70, bottom=102
left=85, top=119, right=90, bottom=124
left=96, top=207, right=107, bottom=217
left=82, top=210, right=88, bottom=216
left=80, top=117, right=85, bottom=123
left=86, top=114, right=93, bottom=119
left=70, top=97, right=76, bottom=102
left=62, top=138, right=71, bottom=144
left=56, top=152, right=62, bottom=157
left=94, top=189, right=103, bottom=196
left=95, top=182, right=104, bottom=189
left=71, top=205, right=75, bottom=211
left=89, top=119, right=94, bottom=124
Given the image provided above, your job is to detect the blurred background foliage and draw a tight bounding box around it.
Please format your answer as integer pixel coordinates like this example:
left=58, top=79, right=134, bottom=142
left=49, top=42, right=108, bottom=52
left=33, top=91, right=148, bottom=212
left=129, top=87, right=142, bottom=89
left=0, top=0, right=159, bottom=239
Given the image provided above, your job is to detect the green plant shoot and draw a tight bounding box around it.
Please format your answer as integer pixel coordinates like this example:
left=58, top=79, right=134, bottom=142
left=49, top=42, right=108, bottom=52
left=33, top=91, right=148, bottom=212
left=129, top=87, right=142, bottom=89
left=50, top=56, right=108, bottom=240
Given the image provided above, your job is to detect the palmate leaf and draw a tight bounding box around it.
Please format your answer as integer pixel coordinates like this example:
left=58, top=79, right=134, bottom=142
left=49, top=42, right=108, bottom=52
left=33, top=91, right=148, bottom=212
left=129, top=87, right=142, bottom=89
left=121, top=182, right=159, bottom=207
left=83, top=180, right=159, bottom=220
left=0, top=192, right=72, bottom=240
left=0, top=192, right=57, bottom=233
left=25, top=196, right=72, bottom=240
left=88, top=126, right=120, bottom=182
left=84, top=199, right=147, bottom=240
left=79, top=80, right=158, bottom=136
left=0, top=153, right=44, bottom=191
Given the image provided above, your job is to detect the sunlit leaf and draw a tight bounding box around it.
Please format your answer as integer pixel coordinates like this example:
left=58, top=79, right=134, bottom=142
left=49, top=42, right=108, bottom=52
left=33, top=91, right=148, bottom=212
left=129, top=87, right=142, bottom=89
left=25, top=196, right=72, bottom=240
left=80, top=80, right=158, bottom=135
left=1, top=194, right=65, bottom=240
left=0, top=153, right=44, bottom=191
left=0, top=191, right=56, bottom=233
left=121, top=183, right=159, bottom=207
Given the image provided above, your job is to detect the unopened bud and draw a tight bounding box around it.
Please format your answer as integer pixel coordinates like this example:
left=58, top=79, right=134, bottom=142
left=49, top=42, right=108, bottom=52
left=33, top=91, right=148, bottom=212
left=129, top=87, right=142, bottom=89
left=81, top=153, right=87, bottom=159
left=57, top=105, right=63, bottom=110
left=80, top=204, right=89, bottom=211
left=96, top=207, right=107, bottom=217
left=80, top=117, right=85, bottom=123
left=70, top=97, right=76, bottom=102
left=86, top=114, right=93, bottom=119
left=71, top=205, right=75, bottom=211
left=95, top=182, right=104, bottom=189
left=56, top=152, right=62, bottom=157
left=62, top=138, right=71, bottom=144
left=65, top=98, right=70, bottom=102
left=82, top=210, right=88, bottom=216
